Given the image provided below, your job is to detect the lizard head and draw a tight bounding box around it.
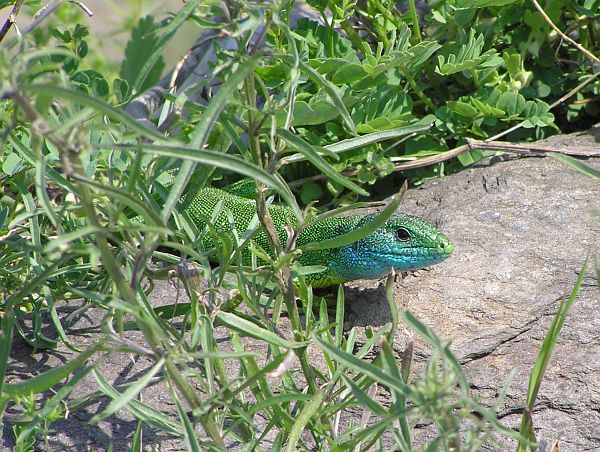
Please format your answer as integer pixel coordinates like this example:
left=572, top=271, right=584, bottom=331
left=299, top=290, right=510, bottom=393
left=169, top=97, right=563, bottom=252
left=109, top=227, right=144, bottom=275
left=333, top=213, right=454, bottom=282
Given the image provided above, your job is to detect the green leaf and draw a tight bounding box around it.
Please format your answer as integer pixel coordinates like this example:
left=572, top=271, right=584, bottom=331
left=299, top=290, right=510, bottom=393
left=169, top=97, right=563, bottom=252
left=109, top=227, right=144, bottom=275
left=332, top=63, right=368, bottom=84
left=277, top=128, right=368, bottom=196
left=3, top=347, right=97, bottom=396
left=447, top=101, right=478, bottom=118
left=280, top=55, right=357, bottom=134
left=521, top=100, right=554, bottom=128
left=1, top=153, right=24, bottom=176
left=91, top=358, right=165, bottom=423
left=119, top=15, right=166, bottom=93
left=23, top=84, right=165, bottom=140
left=283, top=122, right=433, bottom=165
left=550, top=153, right=600, bottom=181
left=112, top=78, right=130, bottom=103
left=471, top=97, right=505, bottom=117
left=495, top=91, right=526, bottom=116
left=300, top=183, right=405, bottom=251
left=93, top=370, right=182, bottom=436
left=16, top=365, right=93, bottom=444
left=285, top=389, right=326, bottom=452
left=435, top=30, right=501, bottom=75
left=518, top=256, right=589, bottom=450
left=313, top=333, right=411, bottom=397
left=216, top=312, right=308, bottom=349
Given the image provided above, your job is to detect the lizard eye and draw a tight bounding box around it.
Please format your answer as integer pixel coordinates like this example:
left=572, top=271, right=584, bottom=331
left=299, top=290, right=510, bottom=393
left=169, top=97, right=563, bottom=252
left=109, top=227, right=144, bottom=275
left=396, top=228, right=411, bottom=242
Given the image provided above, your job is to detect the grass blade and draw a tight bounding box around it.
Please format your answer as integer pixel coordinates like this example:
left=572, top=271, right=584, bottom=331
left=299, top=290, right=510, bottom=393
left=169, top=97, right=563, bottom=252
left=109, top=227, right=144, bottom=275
left=216, top=311, right=308, bottom=349
left=91, top=358, right=165, bottom=424
left=518, top=255, right=589, bottom=451
left=277, top=128, right=368, bottom=196
left=282, top=122, right=434, bottom=164
left=300, top=182, right=406, bottom=251
left=3, top=347, right=97, bottom=396
left=285, top=388, right=326, bottom=452
left=22, top=84, right=165, bottom=140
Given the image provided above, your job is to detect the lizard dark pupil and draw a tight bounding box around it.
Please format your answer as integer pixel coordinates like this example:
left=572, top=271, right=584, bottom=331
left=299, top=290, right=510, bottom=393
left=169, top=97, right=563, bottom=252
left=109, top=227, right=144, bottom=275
left=396, top=228, right=411, bottom=241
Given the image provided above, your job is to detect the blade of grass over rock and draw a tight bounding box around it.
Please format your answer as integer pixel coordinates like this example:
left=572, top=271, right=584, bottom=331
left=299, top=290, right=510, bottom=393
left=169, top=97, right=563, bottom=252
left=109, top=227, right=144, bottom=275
left=550, top=153, right=600, bottom=181
left=172, top=388, right=202, bottom=452
left=282, top=122, right=434, bottom=164
left=518, top=255, right=589, bottom=451
left=300, top=182, right=406, bottom=251
left=22, top=84, right=165, bottom=140
left=277, top=128, right=368, bottom=196
left=99, top=142, right=302, bottom=220
left=341, top=375, right=387, bottom=416
left=335, top=285, right=345, bottom=347
left=93, top=370, right=182, bottom=436
left=247, top=393, right=313, bottom=417
left=16, top=365, right=93, bottom=444
left=0, top=260, right=82, bottom=371
left=403, top=310, right=469, bottom=392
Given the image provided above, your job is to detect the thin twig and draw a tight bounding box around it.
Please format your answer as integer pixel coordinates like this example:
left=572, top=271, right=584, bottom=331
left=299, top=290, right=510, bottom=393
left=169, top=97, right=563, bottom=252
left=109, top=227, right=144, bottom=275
left=530, top=0, right=600, bottom=66
left=0, top=0, right=24, bottom=44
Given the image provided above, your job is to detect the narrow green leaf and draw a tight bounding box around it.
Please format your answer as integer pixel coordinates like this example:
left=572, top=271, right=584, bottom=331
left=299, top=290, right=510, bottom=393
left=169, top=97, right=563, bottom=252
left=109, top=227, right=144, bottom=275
left=3, top=347, right=97, bottom=396
left=286, top=389, right=326, bottom=452
left=93, top=370, right=182, bottom=436
left=313, top=333, right=411, bottom=397
left=216, top=312, right=308, bottom=349
left=335, top=285, right=345, bottom=347
left=341, top=375, right=386, bottom=416
left=22, top=84, right=165, bottom=140
left=280, top=56, right=356, bottom=134
left=282, top=122, right=432, bottom=164
left=130, top=419, right=143, bottom=452
left=91, top=358, right=165, bottom=424
left=248, top=393, right=313, bottom=416
left=300, top=183, right=406, bottom=251
left=277, top=128, right=368, bottom=196
left=403, top=310, right=469, bottom=392
left=550, top=153, right=600, bottom=181
left=16, top=366, right=93, bottom=444
left=172, top=389, right=202, bottom=452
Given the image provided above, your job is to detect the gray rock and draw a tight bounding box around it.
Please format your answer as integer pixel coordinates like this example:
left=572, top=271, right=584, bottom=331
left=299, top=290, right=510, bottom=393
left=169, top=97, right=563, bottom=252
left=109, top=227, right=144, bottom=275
left=345, top=124, right=600, bottom=450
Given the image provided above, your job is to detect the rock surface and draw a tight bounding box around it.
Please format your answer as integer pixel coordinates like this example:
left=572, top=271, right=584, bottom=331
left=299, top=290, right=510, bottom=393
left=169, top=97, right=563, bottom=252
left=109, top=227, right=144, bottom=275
left=3, top=125, right=599, bottom=450
left=345, top=125, right=600, bottom=450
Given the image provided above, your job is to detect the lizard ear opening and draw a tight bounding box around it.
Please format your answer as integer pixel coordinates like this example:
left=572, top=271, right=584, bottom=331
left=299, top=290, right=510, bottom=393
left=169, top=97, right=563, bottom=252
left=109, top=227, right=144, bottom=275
left=396, top=227, right=411, bottom=242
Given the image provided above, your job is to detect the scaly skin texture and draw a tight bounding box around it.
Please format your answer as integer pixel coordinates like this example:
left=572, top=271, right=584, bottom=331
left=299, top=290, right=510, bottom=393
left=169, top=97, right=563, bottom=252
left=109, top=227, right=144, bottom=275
left=186, top=187, right=454, bottom=288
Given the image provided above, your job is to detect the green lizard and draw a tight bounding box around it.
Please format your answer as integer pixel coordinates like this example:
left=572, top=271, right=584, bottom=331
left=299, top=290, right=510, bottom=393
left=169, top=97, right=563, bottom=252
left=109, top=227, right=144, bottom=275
left=183, top=184, right=454, bottom=288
